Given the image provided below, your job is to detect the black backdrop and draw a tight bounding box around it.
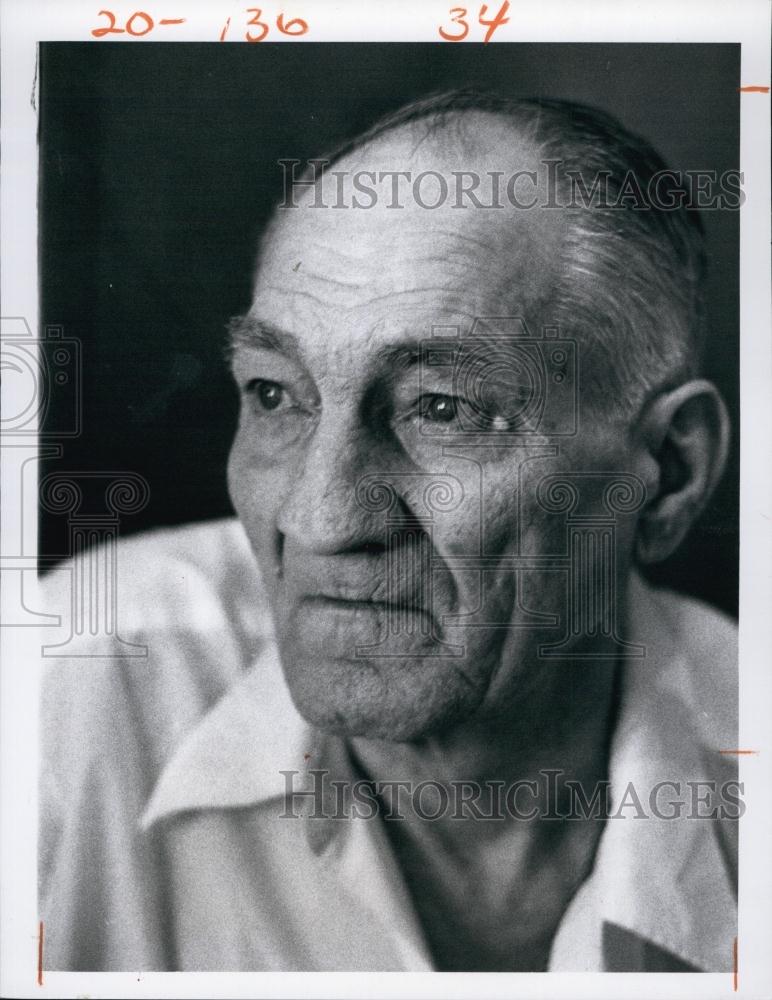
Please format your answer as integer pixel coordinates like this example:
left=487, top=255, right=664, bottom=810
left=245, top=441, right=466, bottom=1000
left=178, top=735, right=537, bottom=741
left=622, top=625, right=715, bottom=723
left=39, top=42, right=740, bottom=615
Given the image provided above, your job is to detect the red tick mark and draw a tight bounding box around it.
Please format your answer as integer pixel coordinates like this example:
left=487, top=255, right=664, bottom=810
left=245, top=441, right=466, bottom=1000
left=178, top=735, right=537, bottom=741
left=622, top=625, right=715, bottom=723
left=733, top=936, right=738, bottom=991
left=737, top=85, right=770, bottom=93
left=37, top=921, right=44, bottom=986
left=719, top=749, right=760, bottom=755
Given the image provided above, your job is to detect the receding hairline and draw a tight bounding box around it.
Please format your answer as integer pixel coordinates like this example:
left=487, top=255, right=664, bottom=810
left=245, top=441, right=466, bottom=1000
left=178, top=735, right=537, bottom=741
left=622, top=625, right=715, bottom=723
left=253, top=89, right=707, bottom=416
left=319, top=91, right=588, bottom=169
left=324, top=105, right=543, bottom=175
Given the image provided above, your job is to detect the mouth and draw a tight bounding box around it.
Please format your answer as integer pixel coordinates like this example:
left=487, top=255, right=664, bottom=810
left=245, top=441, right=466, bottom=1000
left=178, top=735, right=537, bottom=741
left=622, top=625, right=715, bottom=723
left=303, top=594, right=429, bottom=617
left=294, top=594, right=438, bottom=648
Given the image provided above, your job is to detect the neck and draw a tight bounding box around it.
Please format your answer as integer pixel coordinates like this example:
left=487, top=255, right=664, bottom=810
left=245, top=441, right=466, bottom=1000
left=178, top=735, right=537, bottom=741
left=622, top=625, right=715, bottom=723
left=350, top=658, right=619, bottom=802
left=344, top=656, right=621, bottom=972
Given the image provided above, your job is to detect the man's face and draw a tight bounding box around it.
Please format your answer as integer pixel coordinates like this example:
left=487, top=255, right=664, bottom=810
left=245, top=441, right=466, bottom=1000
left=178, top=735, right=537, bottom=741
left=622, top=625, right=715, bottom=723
left=228, top=125, right=636, bottom=740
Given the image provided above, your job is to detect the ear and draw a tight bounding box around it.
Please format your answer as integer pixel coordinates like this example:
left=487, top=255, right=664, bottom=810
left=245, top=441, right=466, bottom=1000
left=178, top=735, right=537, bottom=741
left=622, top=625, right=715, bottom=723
left=634, top=380, right=730, bottom=565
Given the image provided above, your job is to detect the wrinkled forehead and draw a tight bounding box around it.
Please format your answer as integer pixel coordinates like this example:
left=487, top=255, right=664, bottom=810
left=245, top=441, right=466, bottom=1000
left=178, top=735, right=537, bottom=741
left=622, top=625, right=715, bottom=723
left=252, top=116, right=568, bottom=343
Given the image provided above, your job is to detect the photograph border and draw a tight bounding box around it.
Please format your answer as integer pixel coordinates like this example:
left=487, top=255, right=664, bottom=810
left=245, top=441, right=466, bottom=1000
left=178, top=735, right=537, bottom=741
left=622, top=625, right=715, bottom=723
left=1, top=2, right=770, bottom=998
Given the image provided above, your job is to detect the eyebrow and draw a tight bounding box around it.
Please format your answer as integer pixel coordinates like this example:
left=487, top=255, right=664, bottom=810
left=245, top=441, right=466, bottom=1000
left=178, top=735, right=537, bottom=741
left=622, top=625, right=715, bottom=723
left=226, top=314, right=422, bottom=372
left=226, top=316, right=536, bottom=395
left=380, top=344, right=422, bottom=371
left=226, top=315, right=303, bottom=362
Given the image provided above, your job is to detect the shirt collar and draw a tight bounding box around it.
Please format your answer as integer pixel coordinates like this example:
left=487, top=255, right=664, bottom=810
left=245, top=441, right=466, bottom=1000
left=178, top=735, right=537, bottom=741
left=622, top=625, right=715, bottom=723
left=550, top=572, right=737, bottom=971
left=140, top=638, right=311, bottom=828
left=140, top=572, right=736, bottom=971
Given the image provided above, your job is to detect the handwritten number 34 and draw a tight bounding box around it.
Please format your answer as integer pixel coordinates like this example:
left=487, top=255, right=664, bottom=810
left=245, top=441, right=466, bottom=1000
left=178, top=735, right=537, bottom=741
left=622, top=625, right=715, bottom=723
left=439, top=1, right=510, bottom=43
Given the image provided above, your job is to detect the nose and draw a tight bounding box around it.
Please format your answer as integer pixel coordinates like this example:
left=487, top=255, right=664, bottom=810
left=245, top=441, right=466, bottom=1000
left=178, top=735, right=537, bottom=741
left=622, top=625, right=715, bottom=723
left=276, top=413, right=389, bottom=555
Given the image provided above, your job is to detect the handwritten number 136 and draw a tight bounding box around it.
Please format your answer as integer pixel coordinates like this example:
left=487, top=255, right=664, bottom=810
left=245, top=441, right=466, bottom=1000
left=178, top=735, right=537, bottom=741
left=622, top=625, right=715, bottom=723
left=439, top=1, right=510, bottom=43
left=244, top=8, right=308, bottom=41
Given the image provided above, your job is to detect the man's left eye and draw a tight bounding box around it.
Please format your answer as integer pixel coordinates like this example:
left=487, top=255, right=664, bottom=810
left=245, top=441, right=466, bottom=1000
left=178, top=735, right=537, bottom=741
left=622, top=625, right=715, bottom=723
left=419, top=394, right=459, bottom=423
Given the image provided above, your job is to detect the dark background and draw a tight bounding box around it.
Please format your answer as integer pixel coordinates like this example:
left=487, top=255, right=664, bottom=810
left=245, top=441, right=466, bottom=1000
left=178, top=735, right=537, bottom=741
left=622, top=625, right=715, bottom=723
left=39, top=42, right=740, bottom=616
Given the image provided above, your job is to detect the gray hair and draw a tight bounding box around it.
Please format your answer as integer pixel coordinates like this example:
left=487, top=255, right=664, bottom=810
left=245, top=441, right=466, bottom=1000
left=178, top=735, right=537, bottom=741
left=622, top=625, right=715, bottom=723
left=289, top=89, right=707, bottom=417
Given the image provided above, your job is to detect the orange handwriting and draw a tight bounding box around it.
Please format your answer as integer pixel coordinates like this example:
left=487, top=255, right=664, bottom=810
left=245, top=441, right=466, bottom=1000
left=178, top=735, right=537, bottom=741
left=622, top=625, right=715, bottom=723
left=439, top=1, right=510, bottom=43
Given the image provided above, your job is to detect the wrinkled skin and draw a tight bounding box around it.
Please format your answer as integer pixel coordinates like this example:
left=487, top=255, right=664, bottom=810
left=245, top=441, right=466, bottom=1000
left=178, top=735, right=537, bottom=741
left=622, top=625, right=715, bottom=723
left=228, top=118, right=640, bottom=742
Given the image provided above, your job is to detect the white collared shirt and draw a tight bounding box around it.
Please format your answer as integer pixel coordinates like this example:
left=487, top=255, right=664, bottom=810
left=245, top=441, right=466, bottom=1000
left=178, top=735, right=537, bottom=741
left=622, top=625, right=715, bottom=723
left=39, top=518, right=738, bottom=971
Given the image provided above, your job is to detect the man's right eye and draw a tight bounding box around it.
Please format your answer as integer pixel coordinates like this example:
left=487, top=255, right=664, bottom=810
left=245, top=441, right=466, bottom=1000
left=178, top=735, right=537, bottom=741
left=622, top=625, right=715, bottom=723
left=249, top=379, right=284, bottom=411
left=244, top=378, right=290, bottom=412
left=238, top=377, right=316, bottom=454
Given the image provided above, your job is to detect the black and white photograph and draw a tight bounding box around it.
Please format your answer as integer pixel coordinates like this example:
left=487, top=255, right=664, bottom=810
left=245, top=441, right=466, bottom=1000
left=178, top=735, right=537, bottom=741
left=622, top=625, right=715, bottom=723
left=1, top=2, right=770, bottom=997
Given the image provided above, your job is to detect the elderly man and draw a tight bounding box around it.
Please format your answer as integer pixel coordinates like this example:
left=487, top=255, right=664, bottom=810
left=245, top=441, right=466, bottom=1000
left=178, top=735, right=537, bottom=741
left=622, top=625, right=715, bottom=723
left=40, top=92, right=738, bottom=972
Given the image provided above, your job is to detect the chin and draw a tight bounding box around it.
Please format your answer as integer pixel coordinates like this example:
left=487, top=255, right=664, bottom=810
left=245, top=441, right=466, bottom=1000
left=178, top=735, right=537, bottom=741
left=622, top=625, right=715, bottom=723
left=279, top=648, right=489, bottom=742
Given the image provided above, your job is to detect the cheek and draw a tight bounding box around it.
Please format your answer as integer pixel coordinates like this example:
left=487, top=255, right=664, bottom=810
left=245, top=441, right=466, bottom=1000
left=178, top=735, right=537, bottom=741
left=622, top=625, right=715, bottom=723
left=227, top=432, right=290, bottom=540
left=429, top=463, right=527, bottom=559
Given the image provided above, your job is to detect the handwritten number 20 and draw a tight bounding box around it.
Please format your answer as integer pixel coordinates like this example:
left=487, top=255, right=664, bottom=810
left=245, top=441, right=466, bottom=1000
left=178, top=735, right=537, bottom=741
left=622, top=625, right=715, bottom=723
left=438, top=2, right=510, bottom=44
left=91, top=10, right=154, bottom=36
